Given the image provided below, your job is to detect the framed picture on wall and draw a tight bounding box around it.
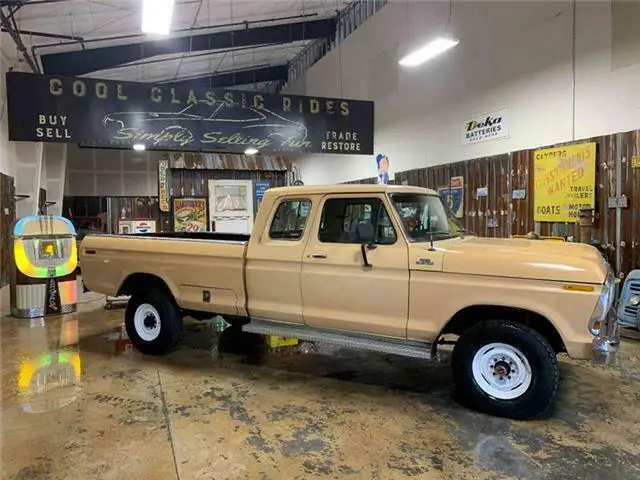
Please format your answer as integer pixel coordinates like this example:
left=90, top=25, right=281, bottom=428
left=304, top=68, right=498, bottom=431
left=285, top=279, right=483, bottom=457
left=172, top=197, right=208, bottom=232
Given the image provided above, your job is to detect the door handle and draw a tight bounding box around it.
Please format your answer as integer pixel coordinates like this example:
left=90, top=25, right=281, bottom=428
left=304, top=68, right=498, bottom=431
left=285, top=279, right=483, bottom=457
left=308, top=252, right=327, bottom=259
left=84, top=249, right=96, bottom=255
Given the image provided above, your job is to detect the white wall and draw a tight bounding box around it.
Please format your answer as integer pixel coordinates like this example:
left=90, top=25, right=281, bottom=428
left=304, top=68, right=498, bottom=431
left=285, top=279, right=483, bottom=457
left=65, top=144, right=157, bottom=197
left=0, top=41, right=18, bottom=178
left=287, top=0, right=640, bottom=184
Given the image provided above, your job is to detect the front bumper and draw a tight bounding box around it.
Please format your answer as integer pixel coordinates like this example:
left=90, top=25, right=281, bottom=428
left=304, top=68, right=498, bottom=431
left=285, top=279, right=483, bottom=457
left=592, top=308, right=620, bottom=365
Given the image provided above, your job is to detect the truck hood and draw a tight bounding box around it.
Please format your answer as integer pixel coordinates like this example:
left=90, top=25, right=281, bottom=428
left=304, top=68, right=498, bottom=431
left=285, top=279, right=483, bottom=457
left=441, top=236, right=608, bottom=284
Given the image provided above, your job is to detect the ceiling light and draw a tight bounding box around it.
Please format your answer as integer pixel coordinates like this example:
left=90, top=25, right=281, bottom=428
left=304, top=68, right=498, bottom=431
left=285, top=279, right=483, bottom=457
left=399, top=37, right=460, bottom=67
left=244, top=147, right=259, bottom=155
left=133, top=143, right=146, bottom=151
left=141, top=0, right=175, bottom=35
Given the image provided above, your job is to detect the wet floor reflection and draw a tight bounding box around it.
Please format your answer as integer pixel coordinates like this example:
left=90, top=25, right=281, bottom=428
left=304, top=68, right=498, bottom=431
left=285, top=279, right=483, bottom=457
left=15, top=316, right=82, bottom=414
left=2, top=305, right=640, bottom=479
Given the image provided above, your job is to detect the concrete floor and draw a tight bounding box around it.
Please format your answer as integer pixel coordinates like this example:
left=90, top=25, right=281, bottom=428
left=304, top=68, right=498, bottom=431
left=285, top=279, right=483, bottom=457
left=1, top=294, right=640, bottom=480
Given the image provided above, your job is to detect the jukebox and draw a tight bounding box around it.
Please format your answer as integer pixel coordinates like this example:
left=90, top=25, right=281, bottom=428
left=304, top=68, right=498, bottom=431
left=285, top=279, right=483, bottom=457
left=10, top=215, right=78, bottom=318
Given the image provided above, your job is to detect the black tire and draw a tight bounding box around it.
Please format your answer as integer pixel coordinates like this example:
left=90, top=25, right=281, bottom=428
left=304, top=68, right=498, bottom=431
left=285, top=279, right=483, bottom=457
left=451, top=320, right=558, bottom=420
left=125, top=289, right=181, bottom=355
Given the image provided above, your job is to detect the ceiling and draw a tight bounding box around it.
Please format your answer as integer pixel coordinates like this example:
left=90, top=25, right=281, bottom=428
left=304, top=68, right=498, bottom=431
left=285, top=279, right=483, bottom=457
left=1, top=0, right=351, bottom=90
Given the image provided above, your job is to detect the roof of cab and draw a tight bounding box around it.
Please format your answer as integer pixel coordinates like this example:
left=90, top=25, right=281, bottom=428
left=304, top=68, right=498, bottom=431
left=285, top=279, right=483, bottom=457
left=265, top=184, right=437, bottom=196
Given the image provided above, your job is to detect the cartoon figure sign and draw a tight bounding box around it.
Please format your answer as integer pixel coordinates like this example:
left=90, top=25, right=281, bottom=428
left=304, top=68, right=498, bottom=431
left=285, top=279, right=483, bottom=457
left=376, top=154, right=390, bottom=185
left=437, top=176, right=464, bottom=218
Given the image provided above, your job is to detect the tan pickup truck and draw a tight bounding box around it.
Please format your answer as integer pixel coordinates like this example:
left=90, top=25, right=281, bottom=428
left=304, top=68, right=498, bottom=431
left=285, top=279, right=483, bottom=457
left=80, top=184, right=619, bottom=419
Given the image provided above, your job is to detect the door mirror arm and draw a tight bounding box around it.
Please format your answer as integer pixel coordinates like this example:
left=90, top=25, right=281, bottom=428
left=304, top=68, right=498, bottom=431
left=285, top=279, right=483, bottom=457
left=360, top=242, right=374, bottom=268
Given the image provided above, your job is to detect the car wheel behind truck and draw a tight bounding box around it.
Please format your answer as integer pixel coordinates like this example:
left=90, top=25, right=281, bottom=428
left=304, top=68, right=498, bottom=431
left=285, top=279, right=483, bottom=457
left=125, top=289, right=182, bottom=355
left=451, top=320, right=558, bottom=420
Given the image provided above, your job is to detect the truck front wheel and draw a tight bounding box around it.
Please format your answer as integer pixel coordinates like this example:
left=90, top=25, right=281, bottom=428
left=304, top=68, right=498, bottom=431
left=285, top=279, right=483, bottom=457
left=125, top=289, right=181, bottom=355
left=451, top=320, right=558, bottom=420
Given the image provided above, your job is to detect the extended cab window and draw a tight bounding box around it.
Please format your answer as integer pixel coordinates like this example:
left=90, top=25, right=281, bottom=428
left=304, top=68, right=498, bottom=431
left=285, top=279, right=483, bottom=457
left=269, top=200, right=311, bottom=240
left=318, top=198, right=397, bottom=244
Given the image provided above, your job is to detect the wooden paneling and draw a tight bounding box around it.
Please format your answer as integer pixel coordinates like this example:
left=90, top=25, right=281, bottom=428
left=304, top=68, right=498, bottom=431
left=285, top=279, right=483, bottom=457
left=0, top=174, right=16, bottom=288
left=393, top=129, right=640, bottom=277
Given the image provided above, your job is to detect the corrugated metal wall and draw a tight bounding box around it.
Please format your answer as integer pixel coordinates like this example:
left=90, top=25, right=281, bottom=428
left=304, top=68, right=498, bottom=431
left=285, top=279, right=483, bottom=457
left=390, top=130, right=640, bottom=277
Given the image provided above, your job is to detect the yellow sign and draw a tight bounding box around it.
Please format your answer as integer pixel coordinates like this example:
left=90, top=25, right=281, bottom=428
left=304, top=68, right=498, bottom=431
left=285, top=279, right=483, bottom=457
left=533, top=142, right=596, bottom=222
left=631, top=155, right=640, bottom=169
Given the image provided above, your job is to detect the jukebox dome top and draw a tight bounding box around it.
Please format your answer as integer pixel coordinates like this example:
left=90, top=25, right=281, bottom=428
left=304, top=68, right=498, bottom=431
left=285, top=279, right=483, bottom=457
left=13, top=215, right=78, bottom=278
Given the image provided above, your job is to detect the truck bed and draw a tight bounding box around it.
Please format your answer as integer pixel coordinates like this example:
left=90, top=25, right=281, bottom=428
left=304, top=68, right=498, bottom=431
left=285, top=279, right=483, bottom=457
left=80, top=232, right=248, bottom=316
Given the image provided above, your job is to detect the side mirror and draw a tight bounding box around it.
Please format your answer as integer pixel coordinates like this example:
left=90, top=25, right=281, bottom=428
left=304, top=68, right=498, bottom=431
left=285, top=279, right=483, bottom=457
left=356, top=222, right=375, bottom=268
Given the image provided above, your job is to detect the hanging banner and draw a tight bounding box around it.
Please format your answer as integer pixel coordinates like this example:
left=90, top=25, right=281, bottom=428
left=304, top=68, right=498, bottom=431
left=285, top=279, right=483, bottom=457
left=437, top=176, right=464, bottom=218
left=5, top=72, right=374, bottom=155
left=461, top=109, right=509, bottom=145
left=158, top=159, right=169, bottom=212
left=533, top=142, right=596, bottom=222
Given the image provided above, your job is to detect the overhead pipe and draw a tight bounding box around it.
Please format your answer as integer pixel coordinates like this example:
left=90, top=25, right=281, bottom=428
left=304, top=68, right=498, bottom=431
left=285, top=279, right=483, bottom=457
left=0, top=27, right=84, bottom=41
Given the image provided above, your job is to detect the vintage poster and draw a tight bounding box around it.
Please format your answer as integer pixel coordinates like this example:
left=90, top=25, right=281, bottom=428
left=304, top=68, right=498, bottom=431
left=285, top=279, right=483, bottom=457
left=437, top=176, right=464, bottom=218
left=173, top=197, right=208, bottom=232
left=158, top=158, right=169, bottom=212
left=533, top=142, right=596, bottom=222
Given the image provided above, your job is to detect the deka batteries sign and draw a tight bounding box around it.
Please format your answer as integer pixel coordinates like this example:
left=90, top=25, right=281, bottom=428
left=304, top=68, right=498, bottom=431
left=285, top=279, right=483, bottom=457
left=461, top=108, right=509, bottom=146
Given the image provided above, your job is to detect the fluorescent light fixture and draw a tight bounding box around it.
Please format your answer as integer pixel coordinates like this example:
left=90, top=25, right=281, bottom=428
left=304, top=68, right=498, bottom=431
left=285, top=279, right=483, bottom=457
left=141, top=0, right=175, bottom=35
left=399, top=37, right=460, bottom=67
left=133, top=143, right=146, bottom=151
left=244, top=147, right=259, bottom=155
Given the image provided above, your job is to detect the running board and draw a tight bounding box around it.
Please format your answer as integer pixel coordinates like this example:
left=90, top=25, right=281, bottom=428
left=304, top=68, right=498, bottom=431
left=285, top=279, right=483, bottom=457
left=242, top=318, right=432, bottom=360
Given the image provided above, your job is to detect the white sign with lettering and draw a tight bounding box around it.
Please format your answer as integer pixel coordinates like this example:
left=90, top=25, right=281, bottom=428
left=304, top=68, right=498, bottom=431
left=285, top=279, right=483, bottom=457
left=461, top=108, right=509, bottom=146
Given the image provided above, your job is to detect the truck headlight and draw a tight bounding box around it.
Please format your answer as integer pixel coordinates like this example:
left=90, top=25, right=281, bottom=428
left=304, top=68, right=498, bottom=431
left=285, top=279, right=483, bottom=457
left=588, top=268, right=615, bottom=336
left=630, top=295, right=640, bottom=307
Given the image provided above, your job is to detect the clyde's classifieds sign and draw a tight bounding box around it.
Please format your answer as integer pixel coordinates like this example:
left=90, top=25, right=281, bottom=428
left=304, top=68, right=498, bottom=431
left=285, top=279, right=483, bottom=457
left=6, top=72, right=374, bottom=155
left=461, top=109, right=509, bottom=145
left=533, top=142, right=596, bottom=223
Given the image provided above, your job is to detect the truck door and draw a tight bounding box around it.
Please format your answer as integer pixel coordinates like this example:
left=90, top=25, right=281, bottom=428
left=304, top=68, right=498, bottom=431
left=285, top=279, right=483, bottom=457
left=301, top=194, right=409, bottom=338
left=245, top=196, right=314, bottom=324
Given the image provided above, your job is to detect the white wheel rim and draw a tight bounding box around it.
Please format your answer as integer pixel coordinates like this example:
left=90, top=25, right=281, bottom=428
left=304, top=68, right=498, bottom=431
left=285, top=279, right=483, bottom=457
left=471, top=342, right=532, bottom=400
left=134, top=303, right=161, bottom=342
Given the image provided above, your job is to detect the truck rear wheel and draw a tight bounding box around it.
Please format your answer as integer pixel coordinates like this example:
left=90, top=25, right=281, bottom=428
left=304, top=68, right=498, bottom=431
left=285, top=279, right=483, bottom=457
left=451, top=320, right=558, bottom=420
left=125, top=289, right=181, bottom=355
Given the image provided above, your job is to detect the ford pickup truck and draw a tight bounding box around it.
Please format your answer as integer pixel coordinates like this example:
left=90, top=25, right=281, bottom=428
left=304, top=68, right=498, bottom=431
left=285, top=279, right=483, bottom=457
left=80, top=184, right=619, bottom=419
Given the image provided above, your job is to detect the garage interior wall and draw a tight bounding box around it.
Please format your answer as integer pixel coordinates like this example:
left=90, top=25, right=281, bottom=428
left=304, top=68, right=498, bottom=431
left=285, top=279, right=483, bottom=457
left=65, top=144, right=158, bottom=197
left=286, top=0, right=640, bottom=184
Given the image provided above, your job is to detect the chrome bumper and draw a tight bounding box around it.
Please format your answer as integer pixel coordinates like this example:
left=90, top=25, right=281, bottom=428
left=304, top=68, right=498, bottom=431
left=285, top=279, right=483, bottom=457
left=592, top=308, right=620, bottom=365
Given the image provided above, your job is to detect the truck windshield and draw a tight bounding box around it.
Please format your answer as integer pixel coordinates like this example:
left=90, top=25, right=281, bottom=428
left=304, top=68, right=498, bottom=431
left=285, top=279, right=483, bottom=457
left=389, top=193, right=463, bottom=242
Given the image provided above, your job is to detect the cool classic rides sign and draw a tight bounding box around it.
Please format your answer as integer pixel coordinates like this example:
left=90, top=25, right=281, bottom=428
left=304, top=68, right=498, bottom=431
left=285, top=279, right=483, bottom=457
left=5, top=72, right=374, bottom=155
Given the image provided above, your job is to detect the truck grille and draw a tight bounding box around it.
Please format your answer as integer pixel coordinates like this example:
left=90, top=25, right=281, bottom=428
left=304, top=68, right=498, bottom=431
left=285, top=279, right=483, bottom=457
left=618, top=279, right=640, bottom=328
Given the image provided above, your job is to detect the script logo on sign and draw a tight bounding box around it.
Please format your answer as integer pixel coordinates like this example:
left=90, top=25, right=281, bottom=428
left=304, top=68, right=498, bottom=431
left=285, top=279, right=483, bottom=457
left=533, top=142, right=596, bottom=223
left=461, top=109, right=510, bottom=146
